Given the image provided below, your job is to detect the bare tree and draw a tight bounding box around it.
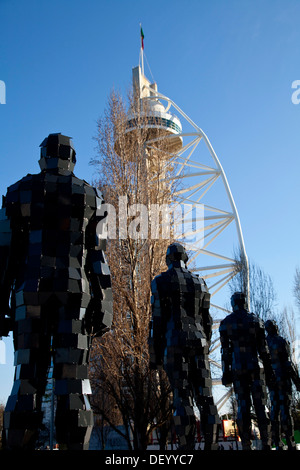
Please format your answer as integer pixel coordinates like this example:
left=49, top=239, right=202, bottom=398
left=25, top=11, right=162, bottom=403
left=89, top=89, right=177, bottom=450
left=90, top=332, right=173, bottom=450
left=275, top=306, right=297, bottom=349
left=229, top=249, right=277, bottom=321
left=293, top=267, right=300, bottom=313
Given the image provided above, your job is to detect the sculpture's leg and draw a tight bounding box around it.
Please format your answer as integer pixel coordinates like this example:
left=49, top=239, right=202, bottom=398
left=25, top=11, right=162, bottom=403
left=165, top=353, right=196, bottom=450
left=53, top=302, right=93, bottom=450
left=193, top=353, right=220, bottom=450
left=251, top=374, right=272, bottom=450
left=269, top=388, right=283, bottom=449
left=233, top=377, right=252, bottom=450
left=279, top=387, right=296, bottom=450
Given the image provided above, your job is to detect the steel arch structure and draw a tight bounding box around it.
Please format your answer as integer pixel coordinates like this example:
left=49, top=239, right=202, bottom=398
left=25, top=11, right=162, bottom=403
left=137, top=79, right=250, bottom=412
left=143, top=87, right=250, bottom=305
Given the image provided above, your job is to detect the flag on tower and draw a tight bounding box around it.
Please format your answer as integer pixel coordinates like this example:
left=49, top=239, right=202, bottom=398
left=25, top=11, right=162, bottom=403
left=140, top=26, right=144, bottom=50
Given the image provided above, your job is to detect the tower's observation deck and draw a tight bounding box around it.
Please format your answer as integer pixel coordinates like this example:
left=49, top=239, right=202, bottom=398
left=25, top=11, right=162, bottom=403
left=125, top=66, right=183, bottom=155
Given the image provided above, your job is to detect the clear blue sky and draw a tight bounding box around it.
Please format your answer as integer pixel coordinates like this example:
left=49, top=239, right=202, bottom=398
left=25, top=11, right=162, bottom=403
left=0, top=0, right=300, bottom=403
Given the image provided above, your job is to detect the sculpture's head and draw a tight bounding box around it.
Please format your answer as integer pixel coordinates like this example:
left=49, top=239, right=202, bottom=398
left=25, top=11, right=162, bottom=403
left=39, top=133, right=76, bottom=172
left=231, top=291, right=247, bottom=311
left=166, top=242, right=188, bottom=268
left=265, top=319, right=279, bottom=336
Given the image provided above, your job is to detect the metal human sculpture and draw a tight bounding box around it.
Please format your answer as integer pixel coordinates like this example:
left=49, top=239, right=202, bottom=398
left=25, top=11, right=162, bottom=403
left=149, top=242, right=220, bottom=450
left=265, top=319, right=300, bottom=450
left=0, top=133, right=113, bottom=450
left=219, top=292, right=275, bottom=450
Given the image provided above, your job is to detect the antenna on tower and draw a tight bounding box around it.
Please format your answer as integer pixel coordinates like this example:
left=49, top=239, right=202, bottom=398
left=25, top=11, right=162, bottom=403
left=140, top=24, right=145, bottom=76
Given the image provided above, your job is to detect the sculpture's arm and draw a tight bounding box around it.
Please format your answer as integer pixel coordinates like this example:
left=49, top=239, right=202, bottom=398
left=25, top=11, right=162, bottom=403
left=0, top=203, right=13, bottom=336
left=84, top=195, right=113, bottom=337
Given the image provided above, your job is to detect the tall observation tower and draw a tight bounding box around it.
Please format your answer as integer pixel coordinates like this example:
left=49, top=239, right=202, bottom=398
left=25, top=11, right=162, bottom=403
left=122, top=34, right=250, bottom=412
left=126, top=45, right=250, bottom=303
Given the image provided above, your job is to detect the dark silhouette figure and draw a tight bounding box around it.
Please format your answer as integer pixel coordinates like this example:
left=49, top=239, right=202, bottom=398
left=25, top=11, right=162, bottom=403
left=265, top=319, right=300, bottom=450
left=0, top=133, right=113, bottom=450
left=149, top=242, right=220, bottom=450
left=219, top=292, right=274, bottom=450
